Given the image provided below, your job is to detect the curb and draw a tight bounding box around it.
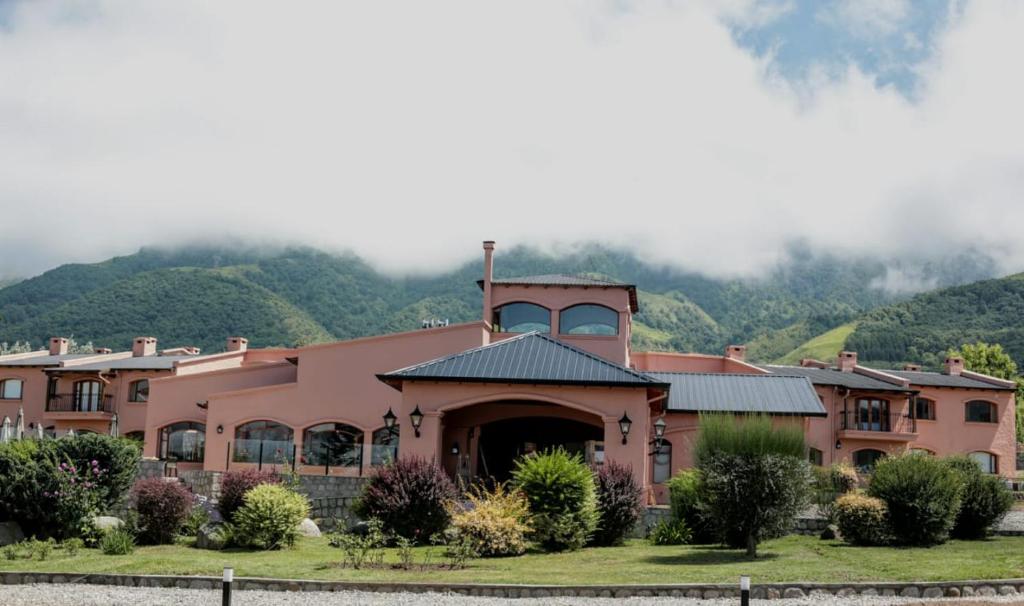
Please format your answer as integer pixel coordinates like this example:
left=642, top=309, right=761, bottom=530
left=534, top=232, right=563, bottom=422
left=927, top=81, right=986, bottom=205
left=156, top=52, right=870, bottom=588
left=3, top=572, right=1024, bottom=599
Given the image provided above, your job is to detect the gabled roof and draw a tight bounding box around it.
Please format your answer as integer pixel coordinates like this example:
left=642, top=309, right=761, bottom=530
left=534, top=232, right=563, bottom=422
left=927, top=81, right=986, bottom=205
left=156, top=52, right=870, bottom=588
left=46, top=354, right=202, bottom=373
left=884, top=369, right=1016, bottom=391
left=645, top=372, right=827, bottom=417
left=478, top=274, right=639, bottom=312
left=378, top=332, right=665, bottom=390
left=758, top=365, right=916, bottom=393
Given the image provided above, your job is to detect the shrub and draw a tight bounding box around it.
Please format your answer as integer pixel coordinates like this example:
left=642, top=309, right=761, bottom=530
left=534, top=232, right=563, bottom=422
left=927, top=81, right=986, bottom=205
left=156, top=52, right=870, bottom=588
left=100, top=528, right=135, bottom=555
left=217, top=469, right=280, bottom=522
left=61, top=538, right=84, bottom=557
left=232, top=483, right=310, bottom=550
left=1, top=544, right=18, bottom=561
left=132, top=478, right=194, bottom=545
left=29, top=538, right=55, bottom=561
left=666, top=470, right=715, bottom=543
left=47, top=434, right=140, bottom=507
left=868, top=452, right=962, bottom=546
left=0, top=440, right=42, bottom=526
left=512, top=448, right=598, bottom=552
left=354, top=456, right=458, bottom=541
left=591, top=462, right=643, bottom=547
left=451, top=483, right=531, bottom=557
left=945, top=455, right=1014, bottom=539
left=695, top=414, right=811, bottom=557
left=329, top=519, right=386, bottom=569
left=814, top=463, right=859, bottom=522
left=834, top=493, right=890, bottom=546
left=183, top=504, right=211, bottom=537
left=649, top=518, right=692, bottom=546
left=46, top=460, right=106, bottom=540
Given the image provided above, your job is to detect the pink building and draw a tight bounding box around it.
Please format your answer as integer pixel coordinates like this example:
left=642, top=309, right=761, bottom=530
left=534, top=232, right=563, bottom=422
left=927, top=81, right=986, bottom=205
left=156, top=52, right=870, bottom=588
left=1, top=241, right=1016, bottom=503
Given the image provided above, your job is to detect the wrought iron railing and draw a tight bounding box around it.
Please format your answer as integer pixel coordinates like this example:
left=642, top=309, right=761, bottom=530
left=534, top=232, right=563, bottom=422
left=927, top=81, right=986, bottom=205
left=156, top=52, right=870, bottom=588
left=838, top=410, right=916, bottom=434
left=46, top=393, right=114, bottom=413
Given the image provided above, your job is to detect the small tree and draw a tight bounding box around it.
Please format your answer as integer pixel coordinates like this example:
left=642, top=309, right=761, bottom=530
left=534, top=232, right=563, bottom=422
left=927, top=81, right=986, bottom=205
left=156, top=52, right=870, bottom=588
left=591, top=462, right=643, bottom=547
left=868, top=452, right=962, bottom=546
left=353, top=456, right=457, bottom=541
left=945, top=455, right=1014, bottom=539
left=695, top=414, right=811, bottom=557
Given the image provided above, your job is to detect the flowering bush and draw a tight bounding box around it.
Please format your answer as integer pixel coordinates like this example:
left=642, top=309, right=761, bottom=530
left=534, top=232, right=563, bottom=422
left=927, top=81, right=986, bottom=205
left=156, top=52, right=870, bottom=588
left=354, top=457, right=458, bottom=541
left=451, top=483, right=531, bottom=557
left=591, top=462, right=643, bottom=546
left=232, top=483, right=310, bottom=549
left=834, top=493, right=890, bottom=546
left=217, top=469, right=280, bottom=522
left=45, top=459, right=106, bottom=540
left=132, top=478, right=194, bottom=544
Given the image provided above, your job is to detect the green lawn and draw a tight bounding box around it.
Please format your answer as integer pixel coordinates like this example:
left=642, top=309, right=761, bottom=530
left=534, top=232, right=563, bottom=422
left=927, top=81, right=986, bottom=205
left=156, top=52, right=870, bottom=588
left=3, top=535, right=1024, bottom=585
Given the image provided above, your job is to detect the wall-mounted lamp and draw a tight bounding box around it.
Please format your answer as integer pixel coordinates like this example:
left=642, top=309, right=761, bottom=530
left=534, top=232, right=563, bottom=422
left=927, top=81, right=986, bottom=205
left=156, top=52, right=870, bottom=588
left=618, top=412, right=632, bottom=445
left=410, top=405, right=424, bottom=438
left=216, top=425, right=224, bottom=434
left=834, top=439, right=842, bottom=450
left=652, top=416, right=667, bottom=453
left=451, top=442, right=460, bottom=456
left=383, top=407, right=397, bottom=431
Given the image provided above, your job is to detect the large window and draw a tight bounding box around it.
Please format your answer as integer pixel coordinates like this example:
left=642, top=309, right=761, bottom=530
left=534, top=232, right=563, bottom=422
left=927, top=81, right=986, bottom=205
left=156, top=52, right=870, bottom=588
left=73, top=380, right=103, bottom=411
left=851, top=398, right=890, bottom=432
left=128, top=379, right=150, bottom=403
left=159, top=422, right=206, bottom=462
left=371, top=426, right=399, bottom=466
left=559, top=304, right=618, bottom=336
left=492, top=302, right=550, bottom=333
left=233, top=421, right=294, bottom=464
left=0, top=379, right=22, bottom=400
left=302, top=423, right=364, bottom=467
left=652, top=440, right=672, bottom=484
left=914, top=397, right=936, bottom=421
left=965, top=400, right=997, bottom=423
left=853, top=449, right=886, bottom=472
left=808, top=447, right=824, bottom=467
left=970, top=451, right=998, bottom=474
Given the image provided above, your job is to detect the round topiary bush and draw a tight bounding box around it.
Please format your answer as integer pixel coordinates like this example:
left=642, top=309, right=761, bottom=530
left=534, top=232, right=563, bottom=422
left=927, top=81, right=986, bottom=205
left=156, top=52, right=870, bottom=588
left=867, top=452, right=962, bottom=546
left=353, top=456, right=457, bottom=541
left=834, top=493, right=889, bottom=546
left=233, top=483, right=310, bottom=550
left=132, top=478, right=193, bottom=545
left=451, top=483, right=531, bottom=557
left=217, top=469, right=280, bottom=522
left=591, top=461, right=643, bottom=547
left=945, top=455, right=1014, bottom=539
left=512, top=448, right=598, bottom=552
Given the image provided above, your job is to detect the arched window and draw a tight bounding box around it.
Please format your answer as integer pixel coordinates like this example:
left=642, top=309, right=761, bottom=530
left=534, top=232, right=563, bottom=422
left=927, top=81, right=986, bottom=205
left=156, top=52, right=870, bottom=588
left=302, top=423, right=364, bottom=467
left=159, top=422, right=206, bottom=462
left=128, top=379, right=150, bottom=403
left=371, top=426, right=399, bottom=466
left=853, top=449, right=886, bottom=472
left=233, top=421, right=294, bottom=464
left=970, top=451, right=997, bottom=474
left=913, top=397, right=936, bottom=421
left=652, top=440, right=672, bottom=484
left=559, top=304, right=619, bottom=336
left=808, top=447, right=824, bottom=467
left=493, top=302, right=550, bottom=333
left=965, top=400, right=997, bottom=423
left=0, top=379, right=23, bottom=400
left=72, top=380, right=103, bottom=411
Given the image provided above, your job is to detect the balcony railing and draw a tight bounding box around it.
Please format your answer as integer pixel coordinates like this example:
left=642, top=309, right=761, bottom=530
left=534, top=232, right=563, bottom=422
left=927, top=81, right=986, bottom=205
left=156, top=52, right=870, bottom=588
left=46, top=394, right=114, bottom=414
left=839, top=410, right=916, bottom=434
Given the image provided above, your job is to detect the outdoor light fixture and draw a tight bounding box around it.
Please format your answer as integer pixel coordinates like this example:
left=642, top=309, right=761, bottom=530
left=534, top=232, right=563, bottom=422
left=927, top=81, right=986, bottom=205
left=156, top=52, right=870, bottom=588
left=409, top=405, right=424, bottom=438
left=740, top=575, right=751, bottom=606
left=651, top=416, right=667, bottom=453
left=618, top=412, right=632, bottom=445
left=382, top=407, right=397, bottom=431
left=216, top=425, right=224, bottom=434
left=451, top=442, right=460, bottom=456
left=835, top=439, right=842, bottom=450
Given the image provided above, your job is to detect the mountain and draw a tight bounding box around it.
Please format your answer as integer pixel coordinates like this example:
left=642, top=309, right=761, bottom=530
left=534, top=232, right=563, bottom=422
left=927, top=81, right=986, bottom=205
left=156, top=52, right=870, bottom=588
left=0, top=244, right=1000, bottom=356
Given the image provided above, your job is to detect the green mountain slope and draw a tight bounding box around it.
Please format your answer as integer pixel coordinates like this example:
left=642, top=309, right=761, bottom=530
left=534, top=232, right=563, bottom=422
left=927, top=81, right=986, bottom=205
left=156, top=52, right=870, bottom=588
left=775, top=322, right=858, bottom=364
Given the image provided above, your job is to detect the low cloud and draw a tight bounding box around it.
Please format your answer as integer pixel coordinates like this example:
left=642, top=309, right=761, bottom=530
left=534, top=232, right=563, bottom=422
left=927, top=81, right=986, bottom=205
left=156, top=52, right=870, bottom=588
left=0, top=1, right=1022, bottom=281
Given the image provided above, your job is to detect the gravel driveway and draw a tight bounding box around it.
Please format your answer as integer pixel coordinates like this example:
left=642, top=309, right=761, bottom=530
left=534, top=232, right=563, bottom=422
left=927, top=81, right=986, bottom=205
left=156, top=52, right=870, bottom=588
left=5, top=585, right=1024, bottom=606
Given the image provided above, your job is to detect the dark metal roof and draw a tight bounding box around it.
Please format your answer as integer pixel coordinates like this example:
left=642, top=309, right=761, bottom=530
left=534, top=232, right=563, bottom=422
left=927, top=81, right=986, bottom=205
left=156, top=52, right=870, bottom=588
left=758, top=365, right=915, bottom=393
left=645, top=372, right=827, bottom=416
left=884, top=369, right=1016, bottom=391
left=477, top=274, right=639, bottom=312
left=379, top=332, right=665, bottom=389
left=0, top=353, right=97, bottom=367
left=46, top=355, right=200, bottom=373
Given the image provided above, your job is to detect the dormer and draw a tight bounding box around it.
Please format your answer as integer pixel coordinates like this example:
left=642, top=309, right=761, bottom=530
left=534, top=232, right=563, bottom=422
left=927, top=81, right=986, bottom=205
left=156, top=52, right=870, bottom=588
left=477, top=241, right=637, bottom=365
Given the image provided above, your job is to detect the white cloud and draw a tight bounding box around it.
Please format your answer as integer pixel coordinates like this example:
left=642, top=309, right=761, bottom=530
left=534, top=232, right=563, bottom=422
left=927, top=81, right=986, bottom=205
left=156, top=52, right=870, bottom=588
left=0, top=0, right=1022, bottom=279
left=820, top=0, right=911, bottom=37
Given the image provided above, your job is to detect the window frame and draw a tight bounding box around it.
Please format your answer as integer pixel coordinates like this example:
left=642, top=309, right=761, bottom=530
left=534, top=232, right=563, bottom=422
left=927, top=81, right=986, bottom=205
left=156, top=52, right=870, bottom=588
left=492, top=302, right=551, bottom=334
left=128, top=379, right=150, bottom=403
left=808, top=447, right=824, bottom=467
left=558, top=303, right=619, bottom=336
left=969, top=451, right=998, bottom=474
left=301, top=422, right=364, bottom=468
left=232, top=420, right=295, bottom=464
left=964, top=400, right=998, bottom=424
left=0, top=378, right=23, bottom=401
left=73, top=380, right=103, bottom=411
left=852, top=448, right=886, bottom=472
left=159, top=421, right=206, bottom=462
left=913, top=397, right=936, bottom=421
left=371, top=426, right=399, bottom=466
left=652, top=440, right=672, bottom=484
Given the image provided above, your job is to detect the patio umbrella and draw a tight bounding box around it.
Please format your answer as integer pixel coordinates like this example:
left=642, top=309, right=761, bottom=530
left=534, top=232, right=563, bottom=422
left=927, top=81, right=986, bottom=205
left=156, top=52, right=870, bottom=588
left=109, top=413, right=119, bottom=438
left=0, top=416, right=11, bottom=443
left=66, top=428, right=75, bottom=438
left=14, top=406, right=24, bottom=440
left=36, top=422, right=45, bottom=440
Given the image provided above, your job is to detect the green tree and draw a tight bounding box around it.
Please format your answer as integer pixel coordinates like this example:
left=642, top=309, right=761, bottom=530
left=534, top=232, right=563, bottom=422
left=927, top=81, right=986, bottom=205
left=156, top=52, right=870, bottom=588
left=948, top=342, right=1024, bottom=443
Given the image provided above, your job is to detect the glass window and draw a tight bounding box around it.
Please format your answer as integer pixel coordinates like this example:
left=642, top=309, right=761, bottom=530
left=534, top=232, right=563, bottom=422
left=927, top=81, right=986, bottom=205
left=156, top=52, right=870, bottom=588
left=808, top=447, right=824, bottom=467
left=965, top=400, right=997, bottom=423
left=652, top=441, right=672, bottom=484
left=493, top=302, right=550, bottom=333
left=159, top=422, right=206, bottom=462
left=73, top=380, right=102, bottom=411
left=302, top=423, right=363, bottom=467
left=371, top=426, right=399, bottom=466
left=850, top=398, right=890, bottom=431
left=233, top=421, right=294, bottom=464
left=970, top=451, right=997, bottom=474
left=853, top=449, right=886, bottom=472
left=0, top=379, right=22, bottom=400
left=914, top=397, right=936, bottom=421
left=128, top=379, right=149, bottom=403
left=559, top=304, right=619, bottom=336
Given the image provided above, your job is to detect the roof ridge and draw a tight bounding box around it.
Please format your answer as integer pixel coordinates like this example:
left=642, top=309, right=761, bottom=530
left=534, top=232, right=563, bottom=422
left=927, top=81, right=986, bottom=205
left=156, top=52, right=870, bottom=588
left=646, top=371, right=810, bottom=378
left=384, top=332, right=536, bottom=375
left=530, top=332, right=652, bottom=380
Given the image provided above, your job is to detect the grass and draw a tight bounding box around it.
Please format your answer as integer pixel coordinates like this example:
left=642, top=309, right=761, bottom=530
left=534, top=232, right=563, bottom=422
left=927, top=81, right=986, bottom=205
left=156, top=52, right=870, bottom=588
left=2, top=535, right=1024, bottom=585
left=776, top=322, right=858, bottom=365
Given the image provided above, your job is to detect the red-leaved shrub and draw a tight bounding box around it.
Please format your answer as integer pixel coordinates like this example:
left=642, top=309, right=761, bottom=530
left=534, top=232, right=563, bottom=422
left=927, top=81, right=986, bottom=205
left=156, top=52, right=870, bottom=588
left=217, top=469, right=280, bottom=522
left=132, top=478, right=193, bottom=544
left=591, top=461, right=643, bottom=546
left=353, top=456, right=457, bottom=540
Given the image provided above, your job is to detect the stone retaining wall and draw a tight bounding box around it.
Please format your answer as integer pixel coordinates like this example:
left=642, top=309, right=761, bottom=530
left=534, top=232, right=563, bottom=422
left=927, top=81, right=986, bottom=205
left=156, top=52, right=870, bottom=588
left=3, top=571, right=1023, bottom=599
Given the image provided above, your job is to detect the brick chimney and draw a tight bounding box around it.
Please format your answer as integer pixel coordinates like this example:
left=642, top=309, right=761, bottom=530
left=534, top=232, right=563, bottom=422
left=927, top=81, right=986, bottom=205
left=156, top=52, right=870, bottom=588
left=226, top=337, right=248, bottom=353
left=132, top=337, right=157, bottom=357
left=724, top=345, right=747, bottom=362
left=49, top=337, right=69, bottom=356
left=482, top=241, right=495, bottom=326
left=944, top=356, right=965, bottom=376
left=837, top=351, right=858, bottom=373
left=902, top=363, right=922, bottom=372
left=93, top=347, right=112, bottom=354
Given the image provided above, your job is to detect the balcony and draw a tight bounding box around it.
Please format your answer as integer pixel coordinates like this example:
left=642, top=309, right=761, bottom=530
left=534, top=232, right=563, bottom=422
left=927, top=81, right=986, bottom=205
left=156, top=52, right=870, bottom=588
left=838, top=410, right=917, bottom=441
left=45, top=394, right=115, bottom=417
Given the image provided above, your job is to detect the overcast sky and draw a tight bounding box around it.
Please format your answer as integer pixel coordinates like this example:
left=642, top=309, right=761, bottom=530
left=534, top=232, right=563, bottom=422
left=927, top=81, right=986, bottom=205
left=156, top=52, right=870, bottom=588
left=0, top=0, right=1022, bottom=279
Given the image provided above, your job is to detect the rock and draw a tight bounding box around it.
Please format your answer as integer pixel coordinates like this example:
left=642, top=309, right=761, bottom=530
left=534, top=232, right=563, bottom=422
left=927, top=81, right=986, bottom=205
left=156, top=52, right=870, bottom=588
left=195, top=523, right=229, bottom=550
left=900, top=586, right=920, bottom=598
left=0, top=521, right=25, bottom=546
left=296, top=518, right=321, bottom=538
left=783, top=587, right=805, bottom=598
left=92, top=516, right=123, bottom=531
left=945, top=587, right=961, bottom=597
left=820, top=524, right=841, bottom=541
left=348, top=520, right=370, bottom=536
left=922, top=587, right=944, bottom=598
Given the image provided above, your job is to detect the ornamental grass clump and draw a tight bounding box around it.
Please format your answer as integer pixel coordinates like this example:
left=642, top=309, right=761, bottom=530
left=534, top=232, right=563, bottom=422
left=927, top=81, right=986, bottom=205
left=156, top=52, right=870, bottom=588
left=217, top=469, right=280, bottom=522
left=451, top=483, right=531, bottom=557
left=694, top=413, right=811, bottom=557
left=867, top=452, right=962, bottom=546
left=232, top=483, right=310, bottom=550
left=512, top=448, right=598, bottom=552
left=132, top=477, right=194, bottom=545
left=945, top=455, right=1014, bottom=539
left=354, top=456, right=457, bottom=541
left=591, top=461, right=643, bottom=547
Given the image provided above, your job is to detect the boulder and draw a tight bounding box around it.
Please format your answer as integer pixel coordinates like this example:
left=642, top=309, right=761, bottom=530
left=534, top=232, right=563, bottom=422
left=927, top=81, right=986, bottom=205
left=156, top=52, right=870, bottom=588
left=296, top=518, right=321, bottom=538
left=196, top=523, right=229, bottom=550
left=820, top=524, right=841, bottom=541
left=92, top=516, right=123, bottom=531
left=0, top=521, right=25, bottom=546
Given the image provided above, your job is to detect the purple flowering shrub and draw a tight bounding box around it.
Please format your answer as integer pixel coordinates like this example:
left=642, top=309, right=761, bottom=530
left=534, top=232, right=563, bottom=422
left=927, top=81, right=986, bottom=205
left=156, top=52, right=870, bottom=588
left=591, top=461, right=643, bottom=546
left=45, top=459, right=106, bottom=540
left=353, top=456, right=457, bottom=541
left=132, top=478, right=194, bottom=544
